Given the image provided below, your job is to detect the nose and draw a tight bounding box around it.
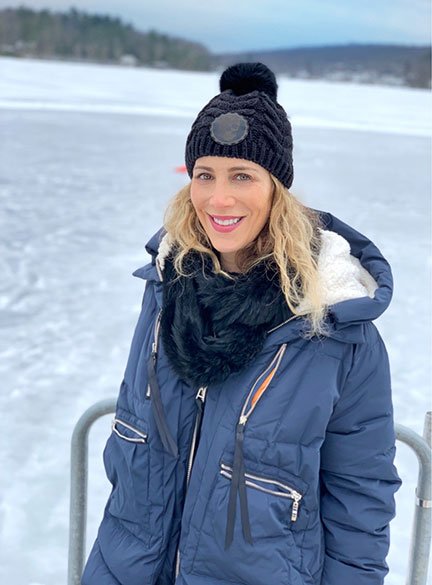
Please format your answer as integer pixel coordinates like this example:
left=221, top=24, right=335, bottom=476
left=208, top=181, right=236, bottom=209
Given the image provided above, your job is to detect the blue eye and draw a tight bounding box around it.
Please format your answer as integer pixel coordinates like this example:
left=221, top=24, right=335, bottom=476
left=195, top=172, right=212, bottom=180
left=235, top=173, right=251, bottom=181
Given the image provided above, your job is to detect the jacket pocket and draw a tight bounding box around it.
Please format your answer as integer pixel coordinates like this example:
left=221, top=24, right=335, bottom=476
left=220, top=462, right=303, bottom=523
left=190, top=458, right=306, bottom=585
left=111, top=417, right=148, bottom=443
left=103, top=409, right=151, bottom=545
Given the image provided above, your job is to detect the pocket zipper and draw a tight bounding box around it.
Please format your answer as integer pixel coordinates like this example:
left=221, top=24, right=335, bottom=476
left=111, top=418, right=148, bottom=443
left=220, top=462, right=302, bottom=522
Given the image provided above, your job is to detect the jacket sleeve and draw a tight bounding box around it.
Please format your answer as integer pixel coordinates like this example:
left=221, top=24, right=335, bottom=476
left=81, top=538, right=121, bottom=585
left=320, top=328, right=401, bottom=585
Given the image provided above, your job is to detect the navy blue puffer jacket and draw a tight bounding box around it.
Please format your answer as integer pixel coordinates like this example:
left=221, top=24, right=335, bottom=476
left=82, top=211, right=401, bottom=585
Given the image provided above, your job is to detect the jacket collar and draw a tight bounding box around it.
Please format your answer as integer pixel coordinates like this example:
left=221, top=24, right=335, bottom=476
left=133, top=212, right=393, bottom=344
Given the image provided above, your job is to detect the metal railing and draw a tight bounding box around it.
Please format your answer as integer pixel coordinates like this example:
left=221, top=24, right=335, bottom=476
left=68, top=399, right=116, bottom=585
left=68, top=402, right=431, bottom=585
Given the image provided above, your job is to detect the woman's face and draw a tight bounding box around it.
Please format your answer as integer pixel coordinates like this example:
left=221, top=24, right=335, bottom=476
left=190, top=156, right=273, bottom=272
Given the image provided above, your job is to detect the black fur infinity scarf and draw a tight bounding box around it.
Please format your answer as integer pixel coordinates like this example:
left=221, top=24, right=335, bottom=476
left=160, top=250, right=293, bottom=388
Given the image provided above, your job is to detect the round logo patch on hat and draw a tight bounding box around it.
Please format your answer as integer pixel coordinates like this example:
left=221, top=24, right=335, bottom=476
left=210, top=112, right=249, bottom=146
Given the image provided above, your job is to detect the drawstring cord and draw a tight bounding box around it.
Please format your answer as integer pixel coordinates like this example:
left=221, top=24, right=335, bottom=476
left=225, top=421, right=252, bottom=549
left=147, top=349, right=178, bottom=457
left=224, top=345, right=287, bottom=548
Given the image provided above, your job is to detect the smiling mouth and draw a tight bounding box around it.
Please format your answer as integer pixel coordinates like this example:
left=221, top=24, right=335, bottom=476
left=211, top=215, right=243, bottom=226
left=208, top=214, right=245, bottom=232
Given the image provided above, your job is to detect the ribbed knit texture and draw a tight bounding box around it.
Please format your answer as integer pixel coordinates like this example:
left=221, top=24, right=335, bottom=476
left=185, top=85, right=294, bottom=188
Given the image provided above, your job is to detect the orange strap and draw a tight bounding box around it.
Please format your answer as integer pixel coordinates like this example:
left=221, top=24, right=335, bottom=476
left=251, top=367, right=277, bottom=408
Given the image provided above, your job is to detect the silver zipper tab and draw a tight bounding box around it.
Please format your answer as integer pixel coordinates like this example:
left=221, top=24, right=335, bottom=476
left=196, top=386, right=207, bottom=402
left=291, top=496, right=301, bottom=522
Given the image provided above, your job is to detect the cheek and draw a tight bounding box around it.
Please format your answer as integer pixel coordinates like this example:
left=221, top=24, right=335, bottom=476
left=255, top=195, right=272, bottom=223
left=190, top=186, right=208, bottom=210
left=260, top=188, right=273, bottom=220
left=189, top=190, right=201, bottom=215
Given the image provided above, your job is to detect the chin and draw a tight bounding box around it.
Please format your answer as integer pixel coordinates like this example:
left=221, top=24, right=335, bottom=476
left=209, top=241, right=242, bottom=255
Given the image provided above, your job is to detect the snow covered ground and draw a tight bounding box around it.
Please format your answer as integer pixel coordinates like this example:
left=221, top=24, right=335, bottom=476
left=0, top=57, right=431, bottom=585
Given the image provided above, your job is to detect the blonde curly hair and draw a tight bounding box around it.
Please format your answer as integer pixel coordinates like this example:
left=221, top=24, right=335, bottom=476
left=163, top=176, right=327, bottom=336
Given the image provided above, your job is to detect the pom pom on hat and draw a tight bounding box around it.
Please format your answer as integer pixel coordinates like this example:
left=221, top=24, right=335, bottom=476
left=219, top=62, right=278, bottom=102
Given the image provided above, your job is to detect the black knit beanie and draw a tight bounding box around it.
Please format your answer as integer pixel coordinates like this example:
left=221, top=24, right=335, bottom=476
left=185, top=62, right=293, bottom=188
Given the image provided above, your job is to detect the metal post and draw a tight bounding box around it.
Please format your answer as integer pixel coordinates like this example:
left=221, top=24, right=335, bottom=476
left=395, top=413, right=432, bottom=585
left=68, top=399, right=117, bottom=585
left=424, top=411, right=432, bottom=449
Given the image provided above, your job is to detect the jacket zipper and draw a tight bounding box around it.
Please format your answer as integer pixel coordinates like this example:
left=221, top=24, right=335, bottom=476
left=220, top=463, right=302, bottom=522
left=239, top=343, right=287, bottom=424
left=176, top=345, right=288, bottom=564
left=175, top=386, right=208, bottom=579
left=145, top=308, right=178, bottom=456
left=146, top=310, right=162, bottom=399
left=185, top=387, right=208, bottom=485
left=267, top=313, right=299, bottom=334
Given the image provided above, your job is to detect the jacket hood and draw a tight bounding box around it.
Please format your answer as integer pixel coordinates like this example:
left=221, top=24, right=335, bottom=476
left=134, top=210, right=393, bottom=344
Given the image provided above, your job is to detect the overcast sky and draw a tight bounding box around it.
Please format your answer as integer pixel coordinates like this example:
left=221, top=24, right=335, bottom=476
left=1, top=0, right=430, bottom=52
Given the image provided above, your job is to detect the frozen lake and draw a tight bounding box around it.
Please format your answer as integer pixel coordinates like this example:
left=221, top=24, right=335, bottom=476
left=0, top=57, right=431, bottom=584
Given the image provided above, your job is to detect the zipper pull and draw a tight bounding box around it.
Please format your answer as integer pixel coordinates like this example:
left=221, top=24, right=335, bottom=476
left=195, top=387, right=207, bottom=419
left=196, top=386, right=207, bottom=402
left=291, top=495, right=302, bottom=522
left=239, top=414, right=248, bottom=425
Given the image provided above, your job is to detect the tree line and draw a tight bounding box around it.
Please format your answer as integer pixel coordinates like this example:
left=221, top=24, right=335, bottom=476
left=217, top=45, right=431, bottom=90
left=0, top=7, right=212, bottom=70
left=0, top=7, right=430, bottom=88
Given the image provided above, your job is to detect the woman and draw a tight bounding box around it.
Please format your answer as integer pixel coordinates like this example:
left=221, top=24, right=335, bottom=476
left=82, top=63, right=401, bottom=585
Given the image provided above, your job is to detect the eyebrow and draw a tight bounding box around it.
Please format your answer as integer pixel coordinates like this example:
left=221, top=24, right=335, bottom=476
left=194, top=165, right=258, bottom=172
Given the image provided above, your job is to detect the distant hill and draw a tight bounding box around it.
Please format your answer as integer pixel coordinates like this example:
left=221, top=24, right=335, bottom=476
left=216, top=44, right=431, bottom=89
left=0, top=7, right=430, bottom=89
left=0, top=7, right=212, bottom=71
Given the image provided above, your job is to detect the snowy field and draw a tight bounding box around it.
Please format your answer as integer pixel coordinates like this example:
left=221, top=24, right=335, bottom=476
left=0, top=57, right=431, bottom=585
